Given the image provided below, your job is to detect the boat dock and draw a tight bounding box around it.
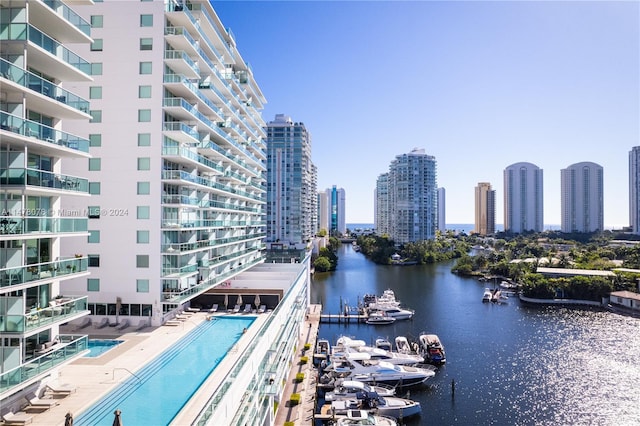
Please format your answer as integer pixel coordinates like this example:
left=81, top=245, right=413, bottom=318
left=319, top=313, right=367, bottom=323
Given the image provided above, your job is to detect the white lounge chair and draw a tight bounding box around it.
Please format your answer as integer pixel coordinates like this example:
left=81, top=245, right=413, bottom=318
left=232, top=304, right=241, bottom=313
left=75, top=317, right=92, bottom=330
left=25, top=392, right=58, bottom=412
left=45, top=382, right=77, bottom=396
left=2, top=410, right=34, bottom=425
left=242, top=304, right=252, bottom=313
left=96, top=318, right=109, bottom=329
left=257, top=304, right=266, bottom=313
left=116, top=319, right=130, bottom=330
left=208, top=304, right=218, bottom=313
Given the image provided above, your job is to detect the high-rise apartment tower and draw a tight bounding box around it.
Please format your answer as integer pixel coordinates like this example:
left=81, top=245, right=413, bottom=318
left=503, top=162, right=543, bottom=233
left=561, top=162, right=603, bottom=233
left=475, top=182, right=496, bottom=235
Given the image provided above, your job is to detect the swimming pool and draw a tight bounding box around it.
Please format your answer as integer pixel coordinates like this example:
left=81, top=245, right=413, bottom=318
left=84, top=339, right=124, bottom=358
left=75, top=316, right=254, bottom=425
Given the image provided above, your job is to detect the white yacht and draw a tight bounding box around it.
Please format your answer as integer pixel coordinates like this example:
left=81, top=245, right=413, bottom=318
left=324, top=380, right=396, bottom=401
left=418, top=334, right=446, bottom=365
left=334, top=337, right=424, bottom=365
left=325, top=353, right=436, bottom=387
left=373, top=305, right=414, bottom=320
left=325, top=392, right=422, bottom=419
left=334, top=410, right=398, bottom=426
left=482, top=288, right=493, bottom=302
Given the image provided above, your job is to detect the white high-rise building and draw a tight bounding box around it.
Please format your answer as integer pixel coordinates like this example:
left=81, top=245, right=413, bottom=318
left=504, top=162, right=543, bottom=233
left=630, top=147, right=640, bottom=234
left=265, top=114, right=317, bottom=246
left=375, top=173, right=390, bottom=236
left=388, top=148, right=437, bottom=243
left=437, top=187, right=446, bottom=233
left=475, top=182, right=496, bottom=235
left=62, top=0, right=267, bottom=327
left=317, top=191, right=329, bottom=233
left=0, top=0, right=93, bottom=398
left=561, top=162, right=603, bottom=233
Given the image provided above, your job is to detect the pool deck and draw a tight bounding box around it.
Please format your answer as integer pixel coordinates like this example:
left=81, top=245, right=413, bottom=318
left=20, top=306, right=321, bottom=426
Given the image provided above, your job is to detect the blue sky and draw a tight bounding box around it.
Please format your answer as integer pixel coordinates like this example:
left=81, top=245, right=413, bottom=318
left=214, top=0, right=639, bottom=227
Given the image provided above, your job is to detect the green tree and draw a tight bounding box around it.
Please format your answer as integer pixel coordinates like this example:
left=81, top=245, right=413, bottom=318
left=313, top=256, right=331, bottom=272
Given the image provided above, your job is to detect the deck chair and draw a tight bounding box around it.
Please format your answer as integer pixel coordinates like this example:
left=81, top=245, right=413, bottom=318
left=208, top=304, right=218, bottom=313
left=96, top=318, right=109, bottom=329
left=45, top=382, right=76, bottom=396
left=25, top=392, right=59, bottom=411
left=257, top=304, right=266, bottom=313
left=116, top=319, right=130, bottom=330
left=75, top=317, right=92, bottom=330
left=243, top=304, right=252, bottom=313
left=2, top=410, right=34, bottom=425
left=232, top=304, right=241, bottom=313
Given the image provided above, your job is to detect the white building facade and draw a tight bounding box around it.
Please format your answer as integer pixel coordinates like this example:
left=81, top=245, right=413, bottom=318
left=437, top=187, right=446, bottom=233
left=375, top=173, right=390, bottom=236
left=629, top=147, right=640, bottom=234
left=0, top=0, right=94, bottom=399
left=62, top=0, right=267, bottom=327
left=561, top=161, right=603, bottom=233
left=503, top=162, right=543, bottom=233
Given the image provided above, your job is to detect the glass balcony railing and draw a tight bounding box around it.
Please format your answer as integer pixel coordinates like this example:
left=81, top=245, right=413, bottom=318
left=161, top=263, right=198, bottom=276
left=162, top=143, right=225, bottom=174
left=0, top=111, right=90, bottom=152
left=0, top=257, right=88, bottom=289
left=0, top=59, right=90, bottom=114
left=0, top=168, right=89, bottom=193
left=162, top=121, right=200, bottom=142
left=0, top=296, right=89, bottom=334
left=0, top=216, right=88, bottom=236
left=42, top=0, right=91, bottom=37
left=164, top=49, right=199, bottom=74
left=0, top=335, right=88, bottom=395
left=161, top=170, right=259, bottom=201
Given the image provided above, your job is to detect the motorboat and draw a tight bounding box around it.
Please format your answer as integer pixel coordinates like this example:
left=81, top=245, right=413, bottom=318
left=373, top=305, right=414, bottom=320
left=364, top=289, right=400, bottom=308
left=324, top=391, right=422, bottom=419
left=314, top=338, right=331, bottom=366
left=366, top=311, right=396, bottom=325
left=324, top=352, right=436, bottom=387
left=394, top=336, right=419, bottom=355
left=491, top=289, right=502, bottom=303
left=375, top=338, right=392, bottom=351
left=418, top=334, right=446, bottom=365
left=324, top=380, right=396, bottom=401
left=335, top=337, right=424, bottom=365
left=482, top=288, right=493, bottom=302
left=332, top=409, right=398, bottom=426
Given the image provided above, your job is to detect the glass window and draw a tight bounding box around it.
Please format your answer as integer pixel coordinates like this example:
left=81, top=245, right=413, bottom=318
left=90, top=110, right=102, bottom=123
left=137, top=181, right=150, bottom=194
left=88, top=182, right=101, bottom=194
left=136, top=279, right=149, bottom=293
left=91, top=39, right=103, bottom=51
left=89, top=86, right=102, bottom=99
left=88, top=230, right=100, bottom=243
left=138, top=109, right=151, bottom=122
left=137, top=230, right=149, bottom=243
left=89, top=134, right=102, bottom=147
left=140, top=38, right=153, bottom=51
left=88, top=206, right=100, bottom=219
left=91, top=63, right=103, bottom=75
left=138, top=133, right=151, bottom=146
left=88, top=254, right=100, bottom=267
left=88, top=158, right=101, bottom=171
left=138, top=85, right=151, bottom=98
left=137, top=206, right=150, bottom=219
left=137, top=157, right=150, bottom=170
left=136, top=255, right=149, bottom=268
left=87, top=278, right=100, bottom=292
left=139, top=62, right=152, bottom=74
left=140, top=14, right=153, bottom=27
left=90, top=15, right=103, bottom=28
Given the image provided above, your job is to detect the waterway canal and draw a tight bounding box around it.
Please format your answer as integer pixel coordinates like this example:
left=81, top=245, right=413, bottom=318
left=311, top=243, right=640, bottom=425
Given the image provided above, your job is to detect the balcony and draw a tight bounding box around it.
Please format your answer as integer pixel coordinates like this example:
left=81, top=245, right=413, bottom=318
left=0, top=335, right=88, bottom=396
left=39, top=0, right=92, bottom=39
left=164, top=49, right=199, bottom=79
left=0, top=168, right=89, bottom=193
left=0, top=216, right=88, bottom=237
left=0, top=257, right=88, bottom=289
left=0, top=296, right=89, bottom=334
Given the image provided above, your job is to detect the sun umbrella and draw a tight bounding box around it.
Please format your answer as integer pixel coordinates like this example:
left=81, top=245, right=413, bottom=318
left=64, top=412, right=73, bottom=426
left=237, top=294, right=243, bottom=306
left=224, top=294, right=228, bottom=309
left=254, top=294, right=261, bottom=309
left=112, top=409, right=123, bottom=426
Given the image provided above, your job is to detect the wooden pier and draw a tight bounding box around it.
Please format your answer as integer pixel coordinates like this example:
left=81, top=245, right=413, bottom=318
left=319, top=313, right=367, bottom=323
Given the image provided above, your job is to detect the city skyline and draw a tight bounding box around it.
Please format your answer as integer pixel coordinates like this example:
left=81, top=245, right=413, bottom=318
left=214, top=1, right=639, bottom=227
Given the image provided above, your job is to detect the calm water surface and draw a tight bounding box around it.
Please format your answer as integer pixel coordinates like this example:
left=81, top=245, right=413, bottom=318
left=311, top=244, right=640, bottom=425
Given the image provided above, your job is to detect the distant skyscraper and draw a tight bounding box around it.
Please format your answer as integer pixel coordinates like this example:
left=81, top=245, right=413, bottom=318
left=387, top=148, right=437, bottom=243
left=375, top=173, right=390, bottom=235
left=475, top=182, right=496, bottom=235
left=630, top=147, right=640, bottom=234
left=325, top=186, right=346, bottom=235
left=561, top=162, right=603, bottom=233
left=317, top=191, right=329, bottom=233
left=265, top=114, right=317, bottom=245
left=504, top=162, right=544, bottom=233
left=437, top=187, right=446, bottom=233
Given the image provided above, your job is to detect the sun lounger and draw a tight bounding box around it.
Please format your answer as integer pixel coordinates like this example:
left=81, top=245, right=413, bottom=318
left=116, top=319, right=130, bottom=330
left=208, top=304, right=218, bottom=313
left=232, top=304, right=241, bottom=313
left=95, top=318, right=109, bottom=329
left=2, top=410, right=34, bottom=425
left=257, top=304, right=266, bottom=313
left=45, top=382, right=77, bottom=395
left=24, top=392, right=59, bottom=412
left=242, top=304, right=252, bottom=313
left=75, top=317, right=92, bottom=330
left=136, top=320, right=150, bottom=331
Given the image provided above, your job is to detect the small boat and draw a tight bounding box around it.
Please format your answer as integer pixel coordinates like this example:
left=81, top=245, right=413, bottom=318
left=418, top=334, right=446, bottom=365
left=373, top=306, right=414, bottom=320
left=482, top=288, right=492, bottom=302
left=375, top=338, right=392, bottom=351
left=325, top=390, right=422, bottom=419
left=324, top=380, right=396, bottom=401
left=394, top=336, right=419, bottom=355
left=332, top=409, right=398, bottom=426
left=491, top=289, right=502, bottom=303
left=366, top=312, right=396, bottom=325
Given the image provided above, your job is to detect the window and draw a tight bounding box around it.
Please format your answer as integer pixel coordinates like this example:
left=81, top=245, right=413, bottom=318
left=137, top=181, right=150, bottom=195
left=136, top=255, right=149, bottom=268
left=140, top=14, right=153, bottom=27
left=89, top=134, right=102, bottom=147
left=137, top=157, right=150, bottom=170
left=90, top=39, right=103, bottom=51
left=88, top=230, right=100, bottom=243
left=89, top=86, right=102, bottom=99
left=91, top=63, right=103, bottom=75
left=139, top=62, right=152, bottom=74
left=88, top=206, right=101, bottom=219
left=90, top=15, right=103, bottom=28
left=138, top=85, right=151, bottom=98
left=140, top=38, right=153, bottom=51
left=88, top=255, right=100, bottom=267
left=88, top=182, right=101, bottom=194
left=137, top=230, right=149, bottom=244
left=138, top=109, right=151, bottom=122
left=87, top=278, right=100, bottom=292
left=137, top=206, right=150, bottom=219
left=90, top=110, right=102, bottom=123
left=138, top=133, right=151, bottom=146
left=88, top=158, right=101, bottom=171
left=136, top=279, right=149, bottom=293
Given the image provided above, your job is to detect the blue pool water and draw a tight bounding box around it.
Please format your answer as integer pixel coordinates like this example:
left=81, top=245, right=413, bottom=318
left=84, top=339, right=124, bottom=358
left=76, top=316, right=254, bottom=425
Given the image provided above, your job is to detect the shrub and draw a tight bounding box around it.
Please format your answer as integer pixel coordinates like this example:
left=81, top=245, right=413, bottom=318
left=295, top=372, right=305, bottom=383
left=299, top=356, right=308, bottom=365
left=290, top=393, right=301, bottom=406
left=284, top=422, right=295, bottom=426
left=303, top=343, right=311, bottom=351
